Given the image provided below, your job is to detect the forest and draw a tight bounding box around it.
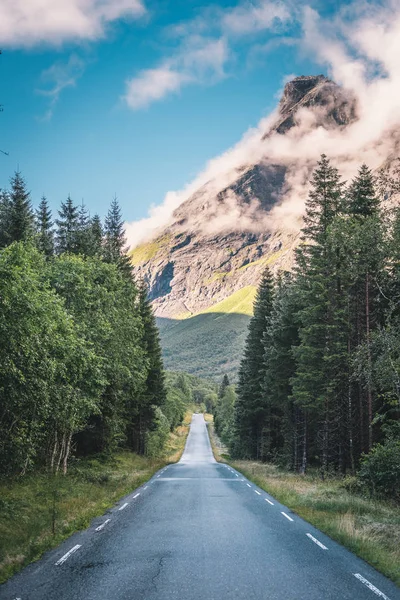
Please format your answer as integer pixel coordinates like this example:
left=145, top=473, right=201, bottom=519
left=0, top=171, right=188, bottom=477
left=214, top=156, right=400, bottom=499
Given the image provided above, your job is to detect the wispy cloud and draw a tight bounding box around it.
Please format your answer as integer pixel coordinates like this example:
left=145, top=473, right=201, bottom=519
left=222, top=0, right=291, bottom=35
left=123, top=37, right=229, bottom=109
left=125, top=0, right=400, bottom=246
left=123, top=0, right=290, bottom=110
left=37, top=54, right=86, bottom=120
left=0, top=0, right=146, bottom=47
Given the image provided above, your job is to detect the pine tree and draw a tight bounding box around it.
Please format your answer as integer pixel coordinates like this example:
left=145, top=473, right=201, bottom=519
left=219, top=374, right=230, bottom=399
left=8, top=171, right=34, bottom=243
left=75, top=201, right=92, bottom=256
left=131, top=281, right=167, bottom=454
left=0, top=189, right=11, bottom=248
left=262, top=273, right=301, bottom=467
left=55, top=196, right=79, bottom=254
left=104, top=196, right=131, bottom=274
left=345, top=165, right=386, bottom=453
left=347, top=164, right=380, bottom=218
left=292, top=155, right=347, bottom=475
left=35, top=196, right=54, bottom=257
left=231, top=267, right=274, bottom=459
left=89, top=214, right=103, bottom=257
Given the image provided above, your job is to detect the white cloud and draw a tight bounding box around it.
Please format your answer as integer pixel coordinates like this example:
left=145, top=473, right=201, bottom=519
left=0, top=0, right=146, bottom=47
left=222, top=0, right=291, bottom=35
left=123, top=37, right=229, bottom=109
left=38, top=54, right=86, bottom=120
left=124, top=67, right=189, bottom=110
left=123, top=0, right=290, bottom=111
left=125, top=1, right=400, bottom=247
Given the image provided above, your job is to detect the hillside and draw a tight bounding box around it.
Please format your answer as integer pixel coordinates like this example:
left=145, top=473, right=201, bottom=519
left=130, top=75, right=358, bottom=379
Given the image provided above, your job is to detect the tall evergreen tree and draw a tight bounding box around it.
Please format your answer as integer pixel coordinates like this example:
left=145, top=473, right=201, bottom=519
left=219, top=374, right=230, bottom=399
left=0, top=189, right=11, bottom=248
left=35, top=196, right=54, bottom=257
left=8, top=171, right=34, bottom=243
left=345, top=165, right=386, bottom=453
left=75, top=201, right=93, bottom=256
left=231, top=267, right=274, bottom=459
left=88, top=214, right=103, bottom=257
left=130, top=281, right=167, bottom=454
left=55, top=195, right=79, bottom=254
left=104, top=196, right=131, bottom=274
left=292, top=155, right=347, bottom=475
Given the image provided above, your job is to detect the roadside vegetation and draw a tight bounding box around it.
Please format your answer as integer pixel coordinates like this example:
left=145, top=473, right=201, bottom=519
left=0, top=411, right=192, bottom=584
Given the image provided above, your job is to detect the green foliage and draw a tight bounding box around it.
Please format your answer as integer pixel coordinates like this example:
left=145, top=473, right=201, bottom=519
left=232, top=267, right=274, bottom=459
left=358, top=438, right=400, bottom=500
left=227, top=156, right=399, bottom=501
left=35, top=196, right=54, bottom=257
left=8, top=171, right=34, bottom=243
left=0, top=170, right=191, bottom=478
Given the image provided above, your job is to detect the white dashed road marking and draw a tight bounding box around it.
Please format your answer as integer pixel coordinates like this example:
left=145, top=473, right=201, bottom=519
left=235, top=474, right=239, bottom=477
left=306, top=533, right=327, bottom=550
left=144, top=486, right=148, bottom=490
left=353, top=574, right=391, bottom=599
left=247, top=484, right=252, bottom=488
left=281, top=512, right=294, bottom=522
left=55, top=545, right=81, bottom=566
left=254, top=490, right=261, bottom=495
left=133, top=493, right=140, bottom=499
left=119, top=503, right=129, bottom=511
left=95, top=519, right=111, bottom=532
left=265, top=499, right=274, bottom=505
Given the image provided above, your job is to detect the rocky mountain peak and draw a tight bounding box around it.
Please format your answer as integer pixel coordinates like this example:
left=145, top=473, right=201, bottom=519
left=131, top=74, right=357, bottom=323
left=279, top=75, right=328, bottom=113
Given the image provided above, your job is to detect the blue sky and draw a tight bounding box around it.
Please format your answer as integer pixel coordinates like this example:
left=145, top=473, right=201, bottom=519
left=0, top=0, right=368, bottom=232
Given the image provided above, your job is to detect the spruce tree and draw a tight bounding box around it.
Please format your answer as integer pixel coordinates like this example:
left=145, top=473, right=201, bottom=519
left=75, top=201, right=92, bottom=256
left=231, top=267, right=274, bottom=459
left=56, top=196, right=79, bottom=254
left=0, top=189, right=11, bottom=248
left=8, top=171, right=34, bottom=243
left=219, top=374, right=230, bottom=399
left=132, top=281, right=167, bottom=454
left=345, top=165, right=386, bottom=453
left=262, top=273, right=301, bottom=466
left=104, top=196, right=131, bottom=274
left=89, top=214, right=103, bottom=256
left=292, top=155, right=347, bottom=475
left=35, top=196, right=54, bottom=257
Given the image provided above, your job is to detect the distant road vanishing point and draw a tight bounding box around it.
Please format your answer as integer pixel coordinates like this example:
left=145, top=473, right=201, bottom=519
left=1, top=414, right=399, bottom=600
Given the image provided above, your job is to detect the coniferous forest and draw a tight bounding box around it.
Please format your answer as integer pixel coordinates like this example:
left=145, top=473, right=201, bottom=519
left=0, top=170, right=179, bottom=477
left=216, top=156, right=400, bottom=499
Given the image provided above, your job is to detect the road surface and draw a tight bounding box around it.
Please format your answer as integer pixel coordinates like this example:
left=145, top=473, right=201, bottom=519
left=1, top=414, right=399, bottom=600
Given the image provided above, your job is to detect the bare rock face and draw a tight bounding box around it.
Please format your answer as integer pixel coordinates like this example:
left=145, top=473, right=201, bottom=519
left=131, top=75, right=357, bottom=320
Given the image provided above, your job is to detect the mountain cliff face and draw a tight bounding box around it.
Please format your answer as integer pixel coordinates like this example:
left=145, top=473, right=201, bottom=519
left=130, top=75, right=358, bottom=378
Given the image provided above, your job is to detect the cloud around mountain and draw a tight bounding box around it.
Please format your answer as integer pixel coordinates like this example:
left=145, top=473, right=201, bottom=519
left=125, top=0, right=400, bottom=248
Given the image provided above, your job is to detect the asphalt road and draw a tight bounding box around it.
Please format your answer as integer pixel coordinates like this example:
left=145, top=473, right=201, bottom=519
left=1, top=413, right=399, bottom=600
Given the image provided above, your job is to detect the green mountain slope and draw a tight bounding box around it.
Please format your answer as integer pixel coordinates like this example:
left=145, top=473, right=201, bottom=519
left=158, top=286, right=256, bottom=380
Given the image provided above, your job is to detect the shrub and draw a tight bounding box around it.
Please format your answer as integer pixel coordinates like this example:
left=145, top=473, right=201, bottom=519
left=358, top=439, right=400, bottom=500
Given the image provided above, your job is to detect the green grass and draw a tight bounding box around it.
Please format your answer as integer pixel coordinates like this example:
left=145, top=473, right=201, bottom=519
left=0, top=415, right=191, bottom=584
left=129, top=234, right=171, bottom=266
left=202, top=286, right=256, bottom=317
left=238, top=249, right=285, bottom=272
left=230, top=460, right=400, bottom=586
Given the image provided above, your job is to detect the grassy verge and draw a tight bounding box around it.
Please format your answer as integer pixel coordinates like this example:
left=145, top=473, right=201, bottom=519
left=206, top=416, right=400, bottom=586
left=0, top=412, right=192, bottom=584
left=231, top=461, right=400, bottom=586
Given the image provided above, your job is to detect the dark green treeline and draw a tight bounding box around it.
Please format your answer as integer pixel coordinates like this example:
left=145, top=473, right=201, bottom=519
left=229, top=156, right=400, bottom=485
left=0, top=171, right=176, bottom=476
